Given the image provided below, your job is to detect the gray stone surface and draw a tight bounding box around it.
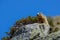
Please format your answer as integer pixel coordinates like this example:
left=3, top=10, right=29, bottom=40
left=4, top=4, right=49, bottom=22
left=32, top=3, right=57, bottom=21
left=11, top=23, right=60, bottom=40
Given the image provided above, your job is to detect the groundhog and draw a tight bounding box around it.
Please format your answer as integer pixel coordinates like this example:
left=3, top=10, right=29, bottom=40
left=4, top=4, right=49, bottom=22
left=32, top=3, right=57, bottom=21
left=37, top=13, right=49, bottom=25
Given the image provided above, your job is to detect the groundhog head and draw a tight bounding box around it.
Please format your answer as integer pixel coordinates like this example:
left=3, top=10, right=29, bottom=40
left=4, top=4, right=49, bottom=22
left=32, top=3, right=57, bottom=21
left=37, top=13, right=45, bottom=23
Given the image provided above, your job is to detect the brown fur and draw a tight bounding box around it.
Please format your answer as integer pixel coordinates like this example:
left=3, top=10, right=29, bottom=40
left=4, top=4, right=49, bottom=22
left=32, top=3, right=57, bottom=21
left=37, top=13, right=49, bottom=25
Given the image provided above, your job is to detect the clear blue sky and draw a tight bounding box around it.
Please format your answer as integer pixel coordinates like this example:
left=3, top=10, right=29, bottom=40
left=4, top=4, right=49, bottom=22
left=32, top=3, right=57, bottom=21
left=0, top=0, right=60, bottom=39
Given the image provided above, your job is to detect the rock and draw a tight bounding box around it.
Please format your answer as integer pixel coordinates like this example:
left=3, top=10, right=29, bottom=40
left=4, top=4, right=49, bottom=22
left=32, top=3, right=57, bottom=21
left=11, top=23, right=60, bottom=40
left=10, top=13, right=60, bottom=40
left=11, top=23, right=50, bottom=40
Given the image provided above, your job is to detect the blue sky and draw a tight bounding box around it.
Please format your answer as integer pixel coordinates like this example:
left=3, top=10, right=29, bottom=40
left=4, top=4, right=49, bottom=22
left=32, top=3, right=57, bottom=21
left=0, top=0, right=60, bottom=39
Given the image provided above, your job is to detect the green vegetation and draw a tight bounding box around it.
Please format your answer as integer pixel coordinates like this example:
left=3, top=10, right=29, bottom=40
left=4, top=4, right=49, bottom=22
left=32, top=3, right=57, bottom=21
left=2, top=36, right=10, bottom=40
left=47, top=16, right=54, bottom=27
left=53, top=27, right=59, bottom=32
left=57, top=22, right=60, bottom=25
